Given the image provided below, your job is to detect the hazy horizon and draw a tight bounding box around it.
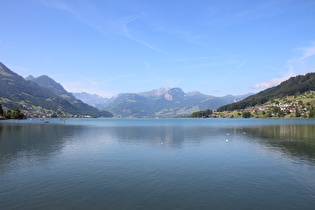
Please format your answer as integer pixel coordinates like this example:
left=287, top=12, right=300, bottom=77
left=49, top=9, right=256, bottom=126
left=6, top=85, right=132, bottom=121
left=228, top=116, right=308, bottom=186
left=70, top=86, right=255, bottom=98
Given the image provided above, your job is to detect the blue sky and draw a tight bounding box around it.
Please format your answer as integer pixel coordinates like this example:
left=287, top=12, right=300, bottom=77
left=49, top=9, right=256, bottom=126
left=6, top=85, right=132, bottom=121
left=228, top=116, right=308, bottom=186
left=1, top=0, right=315, bottom=97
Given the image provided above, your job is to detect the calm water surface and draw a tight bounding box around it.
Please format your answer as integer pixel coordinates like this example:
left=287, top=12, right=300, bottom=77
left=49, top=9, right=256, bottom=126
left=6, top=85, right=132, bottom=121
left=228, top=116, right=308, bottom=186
left=1, top=118, right=315, bottom=209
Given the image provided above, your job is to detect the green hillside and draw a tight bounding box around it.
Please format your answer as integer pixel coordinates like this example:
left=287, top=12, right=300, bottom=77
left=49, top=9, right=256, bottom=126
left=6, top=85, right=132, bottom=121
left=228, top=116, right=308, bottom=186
left=0, top=62, right=113, bottom=118
left=217, top=73, right=315, bottom=112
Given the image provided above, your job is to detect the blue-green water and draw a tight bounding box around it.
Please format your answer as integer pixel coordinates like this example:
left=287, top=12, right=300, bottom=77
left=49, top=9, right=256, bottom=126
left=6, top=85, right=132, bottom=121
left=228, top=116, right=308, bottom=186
left=1, top=118, right=315, bottom=209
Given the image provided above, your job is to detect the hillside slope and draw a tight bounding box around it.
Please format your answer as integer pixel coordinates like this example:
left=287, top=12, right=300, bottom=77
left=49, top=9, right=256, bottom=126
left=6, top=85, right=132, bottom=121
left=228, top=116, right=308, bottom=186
left=217, top=73, right=315, bottom=111
left=0, top=62, right=112, bottom=117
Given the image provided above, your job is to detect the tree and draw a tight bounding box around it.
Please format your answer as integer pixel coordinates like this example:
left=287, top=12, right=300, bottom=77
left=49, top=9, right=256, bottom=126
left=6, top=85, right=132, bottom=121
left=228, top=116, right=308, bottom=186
left=5, top=110, right=12, bottom=119
left=295, top=107, right=301, bottom=117
left=11, top=108, right=26, bottom=119
left=0, top=104, right=3, bottom=116
left=309, top=106, right=315, bottom=118
left=51, top=112, right=58, bottom=118
left=279, top=110, right=285, bottom=117
left=242, top=112, right=251, bottom=118
left=273, top=106, right=281, bottom=114
left=4, top=108, right=26, bottom=119
left=189, top=109, right=213, bottom=118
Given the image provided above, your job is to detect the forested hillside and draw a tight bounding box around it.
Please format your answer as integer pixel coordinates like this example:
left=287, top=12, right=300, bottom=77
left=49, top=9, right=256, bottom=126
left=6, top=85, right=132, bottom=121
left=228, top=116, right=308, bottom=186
left=0, top=62, right=113, bottom=118
left=217, top=73, right=315, bottom=111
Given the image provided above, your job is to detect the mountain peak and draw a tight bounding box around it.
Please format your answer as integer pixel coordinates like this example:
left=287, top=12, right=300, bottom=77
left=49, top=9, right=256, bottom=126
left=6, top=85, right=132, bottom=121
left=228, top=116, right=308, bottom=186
left=138, top=87, right=185, bottom=100
left=155, top=88, right=171, bottom=96
left=72, top=92, right=108, bottom=105
left=25, top=75, right=35, bottom=80
left=31, top=75, right=66, bottom=93
left=163, top=88, right=185, bottom=101
left=0, top=62, right=23, bottom=79
left=186, top=91, right=208, bottom=98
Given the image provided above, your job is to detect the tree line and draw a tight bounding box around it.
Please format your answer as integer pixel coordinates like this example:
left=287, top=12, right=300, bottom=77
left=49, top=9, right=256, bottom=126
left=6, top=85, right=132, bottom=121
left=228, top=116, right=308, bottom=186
left=0, top=104, right=26, bottom=119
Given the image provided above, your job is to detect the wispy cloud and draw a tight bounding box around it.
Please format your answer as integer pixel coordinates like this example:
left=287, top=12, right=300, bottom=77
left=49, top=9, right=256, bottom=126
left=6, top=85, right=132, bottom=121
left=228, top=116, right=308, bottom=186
left=296, top=42, right=315, bottom=60
left=44, top=0, right=75, bottom=13
left=102, top=74, right=130, bottom=84
left=41, top=0, right=113, bottom=37
left=143, top=61, right=152, bottom=69
left=119, top=15, right=170, bottom=54
left=153, top=26, right=201, bottom=43
left=162, top=56, right=221, bottom=62
left=204, top=1, right=289, bottom=29
left=41, top=0, right=169, bottom=55
left=251, top=42, right=315, bottom=89
left=251, top=76, right=292, bottom=89
left=208, top=61, right=246, bottom=94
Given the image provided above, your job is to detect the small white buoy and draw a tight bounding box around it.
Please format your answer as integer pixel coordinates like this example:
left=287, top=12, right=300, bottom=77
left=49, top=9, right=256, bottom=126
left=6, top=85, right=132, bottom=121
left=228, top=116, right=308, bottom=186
left=226, top=139, right=229, bottom=142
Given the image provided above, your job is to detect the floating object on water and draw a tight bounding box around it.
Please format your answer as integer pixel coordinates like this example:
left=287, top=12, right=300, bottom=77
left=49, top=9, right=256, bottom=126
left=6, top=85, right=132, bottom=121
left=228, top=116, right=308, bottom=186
left=226, top=139, right=229, bottom=142
left=44, top=121, right=49, bottom=123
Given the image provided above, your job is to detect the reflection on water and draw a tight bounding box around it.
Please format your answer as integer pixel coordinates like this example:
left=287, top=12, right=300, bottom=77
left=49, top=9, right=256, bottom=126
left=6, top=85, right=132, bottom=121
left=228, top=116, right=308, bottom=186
left=244, top=124, right=315, bottom=164
left=1, top=119, right=315, bottom=209
left=246, top=124, right=315, bottom=141
left=112, top=126, right=224, bottom=148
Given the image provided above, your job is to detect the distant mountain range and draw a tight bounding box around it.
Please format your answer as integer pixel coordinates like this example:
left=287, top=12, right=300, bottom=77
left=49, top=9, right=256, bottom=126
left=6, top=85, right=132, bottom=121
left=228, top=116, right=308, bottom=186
left=0, top=62, right=113, bottom=118
left=71, top=92, right=108, bottom=106
left=73, top=88, right=253, bottom=118
left=1, top=61, right=254, bottom=118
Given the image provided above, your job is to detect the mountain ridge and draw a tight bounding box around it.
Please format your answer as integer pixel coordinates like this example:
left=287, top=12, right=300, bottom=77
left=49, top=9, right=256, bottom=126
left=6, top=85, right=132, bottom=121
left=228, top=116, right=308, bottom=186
left=86, top=87, right=253, bottom=118
left=217, top=72, right=315, bottom=112
left=0, top=62, right=113, bottom=118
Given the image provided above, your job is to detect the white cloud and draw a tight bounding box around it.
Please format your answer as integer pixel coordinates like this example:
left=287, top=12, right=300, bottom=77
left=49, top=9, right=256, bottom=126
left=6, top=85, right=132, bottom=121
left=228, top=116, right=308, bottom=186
left=298, top=42, right=315, bottom=59
left=251, top=42, right=315, bottom=89
left=251, top=76, right=291, bottom=89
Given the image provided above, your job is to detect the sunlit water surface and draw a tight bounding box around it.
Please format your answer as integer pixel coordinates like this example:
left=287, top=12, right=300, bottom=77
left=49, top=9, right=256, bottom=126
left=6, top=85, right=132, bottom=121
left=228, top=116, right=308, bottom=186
left=1, top=118, right=315, bottom=209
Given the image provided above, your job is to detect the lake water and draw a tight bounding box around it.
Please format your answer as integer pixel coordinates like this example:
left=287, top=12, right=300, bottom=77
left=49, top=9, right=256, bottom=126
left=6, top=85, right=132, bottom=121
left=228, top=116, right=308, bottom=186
left=1, top=118, right=315, bottom=209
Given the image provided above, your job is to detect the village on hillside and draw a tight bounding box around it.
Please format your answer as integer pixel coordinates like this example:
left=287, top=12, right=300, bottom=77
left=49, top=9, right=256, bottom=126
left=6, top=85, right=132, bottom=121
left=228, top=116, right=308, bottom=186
left=189, top=91, right=315, bottom=118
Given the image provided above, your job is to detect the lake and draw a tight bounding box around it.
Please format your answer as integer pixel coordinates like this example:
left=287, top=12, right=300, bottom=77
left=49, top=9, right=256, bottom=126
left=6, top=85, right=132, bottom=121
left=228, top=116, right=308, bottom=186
left=1, top=118, right=315, bottom=209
